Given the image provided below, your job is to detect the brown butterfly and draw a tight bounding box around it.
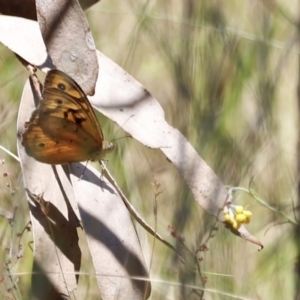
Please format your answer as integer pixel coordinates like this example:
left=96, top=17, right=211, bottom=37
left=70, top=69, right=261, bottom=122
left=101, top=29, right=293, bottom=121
left=22, top=70, right=114, bottom=164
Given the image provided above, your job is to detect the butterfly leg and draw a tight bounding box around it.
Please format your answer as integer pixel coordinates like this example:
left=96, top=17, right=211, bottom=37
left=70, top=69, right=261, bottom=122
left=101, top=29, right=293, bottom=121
left=99, top=159, right=110, bottom=190
left=78, top=161, right=90, bottom=180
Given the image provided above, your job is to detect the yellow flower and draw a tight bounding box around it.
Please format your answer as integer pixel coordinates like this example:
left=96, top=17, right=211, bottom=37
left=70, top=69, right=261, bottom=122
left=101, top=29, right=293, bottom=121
left=224, top=213, right=234, bottom=224
left=223, top=204, right=252, bottom=230
left=235, top=206, right=244, bottom=214
left=243, top=210, right=252, bottom=217
left=232, top=220, right=239, bottom=229
left=236, top=213, right=246, bottom=223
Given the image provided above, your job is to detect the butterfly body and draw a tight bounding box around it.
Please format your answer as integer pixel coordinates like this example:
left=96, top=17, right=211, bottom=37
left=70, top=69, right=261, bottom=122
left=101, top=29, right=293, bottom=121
left=22, top=70, right=114, bottom=164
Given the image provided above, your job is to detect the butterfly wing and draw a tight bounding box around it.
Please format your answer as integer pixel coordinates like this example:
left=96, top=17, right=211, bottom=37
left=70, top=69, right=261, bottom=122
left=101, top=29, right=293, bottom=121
left=22, top=70, right=112, bottom=164
left=44, top=70, right=104, bottom=143
left=22, top=114, right=102, bottom=164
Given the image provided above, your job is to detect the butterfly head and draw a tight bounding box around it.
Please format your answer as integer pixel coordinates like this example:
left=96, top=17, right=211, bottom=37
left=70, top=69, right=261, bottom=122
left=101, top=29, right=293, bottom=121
left=105, top=141, right=114, bottom=151
left=90, top=141, right=115, bottom=161
left=103, top=141, right=114, bottom=152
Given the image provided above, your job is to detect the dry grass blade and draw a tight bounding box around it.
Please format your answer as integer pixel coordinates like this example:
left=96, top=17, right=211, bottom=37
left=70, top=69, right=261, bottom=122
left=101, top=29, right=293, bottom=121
left=69, top=162, right=151, bottom=300
left=100, top=161, right=185, bottom=263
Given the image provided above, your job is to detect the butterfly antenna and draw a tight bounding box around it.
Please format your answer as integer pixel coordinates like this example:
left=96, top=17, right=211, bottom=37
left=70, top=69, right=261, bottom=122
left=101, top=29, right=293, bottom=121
left=110, top=115, right=135, bottom=140
left=110, top=135, right=132, bottom=143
